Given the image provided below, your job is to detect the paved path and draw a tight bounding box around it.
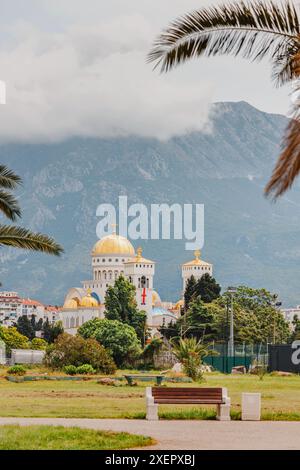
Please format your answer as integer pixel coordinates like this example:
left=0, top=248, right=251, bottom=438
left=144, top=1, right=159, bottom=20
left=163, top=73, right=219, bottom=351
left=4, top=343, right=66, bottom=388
left=0, top=417, right=300, bottom=449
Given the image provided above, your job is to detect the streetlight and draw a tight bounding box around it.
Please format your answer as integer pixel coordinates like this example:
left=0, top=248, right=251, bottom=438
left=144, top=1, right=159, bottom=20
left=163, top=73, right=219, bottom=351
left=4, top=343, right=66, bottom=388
left=270, top=293, right=282, bottom=345
left=227, top=286, right=237, bottom=357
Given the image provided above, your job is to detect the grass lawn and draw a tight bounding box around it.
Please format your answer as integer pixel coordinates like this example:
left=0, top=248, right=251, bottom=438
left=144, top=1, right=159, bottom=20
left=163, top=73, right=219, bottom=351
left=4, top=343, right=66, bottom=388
left=0, top=425, right=154, bottom=450
left=0, top=371, right=300, bottom=420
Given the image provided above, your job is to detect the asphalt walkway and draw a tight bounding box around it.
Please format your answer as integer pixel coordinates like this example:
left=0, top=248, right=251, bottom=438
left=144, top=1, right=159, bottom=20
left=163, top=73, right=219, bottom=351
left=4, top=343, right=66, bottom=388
left=0, top=417, right=300, bottom=449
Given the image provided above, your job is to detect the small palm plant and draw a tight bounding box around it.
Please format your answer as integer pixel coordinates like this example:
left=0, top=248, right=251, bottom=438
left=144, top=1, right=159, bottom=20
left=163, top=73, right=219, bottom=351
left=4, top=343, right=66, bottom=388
left=0, top=165, right=63, bottom=255
left=148, top=0, right=300, bottom=198
left=171, top=337, right=212, bottom=381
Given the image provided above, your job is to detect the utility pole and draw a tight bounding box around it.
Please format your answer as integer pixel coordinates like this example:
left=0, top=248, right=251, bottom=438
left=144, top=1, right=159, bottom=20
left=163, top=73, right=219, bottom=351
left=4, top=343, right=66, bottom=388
left=227, top=287, right=237, bottom=357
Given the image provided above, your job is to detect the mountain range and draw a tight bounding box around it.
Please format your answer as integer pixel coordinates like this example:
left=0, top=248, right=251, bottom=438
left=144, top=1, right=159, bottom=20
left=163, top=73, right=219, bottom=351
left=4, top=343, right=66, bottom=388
left=0, top=100, right=299, bottom=307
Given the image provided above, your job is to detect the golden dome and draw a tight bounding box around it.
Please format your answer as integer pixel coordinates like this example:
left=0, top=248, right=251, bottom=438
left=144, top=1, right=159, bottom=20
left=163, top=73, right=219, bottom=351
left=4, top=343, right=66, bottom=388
left=80, top=290, right=99, bottom=308
left=63, top=298, right=78, bottom=309
left=92, top=233, right=135, bottom=256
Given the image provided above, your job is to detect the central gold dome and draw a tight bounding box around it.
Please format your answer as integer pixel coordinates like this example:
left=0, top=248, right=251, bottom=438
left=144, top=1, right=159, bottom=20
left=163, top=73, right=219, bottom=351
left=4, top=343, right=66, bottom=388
left=92, top=233, right=135, bottom=256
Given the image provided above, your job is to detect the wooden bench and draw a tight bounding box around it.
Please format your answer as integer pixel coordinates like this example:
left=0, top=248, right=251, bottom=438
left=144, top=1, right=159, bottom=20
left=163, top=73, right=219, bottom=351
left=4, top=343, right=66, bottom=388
left=124, top=374, right=164, bottom=386
left=146, top=387, right=231, bottom=421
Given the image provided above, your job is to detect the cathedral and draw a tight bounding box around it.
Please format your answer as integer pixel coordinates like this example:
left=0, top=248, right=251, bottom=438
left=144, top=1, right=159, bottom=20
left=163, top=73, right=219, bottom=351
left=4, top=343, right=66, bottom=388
left=62, top=231, right=213, bottom=334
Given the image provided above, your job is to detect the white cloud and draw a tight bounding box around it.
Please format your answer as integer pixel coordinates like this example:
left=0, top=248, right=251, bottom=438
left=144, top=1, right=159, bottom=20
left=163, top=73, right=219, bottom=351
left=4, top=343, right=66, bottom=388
left=0, top=0, right=291, bottom=143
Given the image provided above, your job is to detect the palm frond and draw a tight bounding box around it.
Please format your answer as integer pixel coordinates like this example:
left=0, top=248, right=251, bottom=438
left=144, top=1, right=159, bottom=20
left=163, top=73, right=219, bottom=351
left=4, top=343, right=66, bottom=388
left=0, top=225, right=63, bottom=256
left=0, top=165, right=22, bottom=190
left=148, top=0, right=300, bottom=86
left=0, top=190, right=21, bottom=221
left=265, top=102, right=300, bottom=197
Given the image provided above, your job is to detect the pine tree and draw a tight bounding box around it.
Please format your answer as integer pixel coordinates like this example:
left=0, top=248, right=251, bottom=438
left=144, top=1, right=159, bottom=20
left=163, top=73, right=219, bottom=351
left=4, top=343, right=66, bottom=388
left=17, top=315, right=35, bottom=340
left=195, top=274, right=221, bottom=303
left=184, top=275, right=197, bottom=311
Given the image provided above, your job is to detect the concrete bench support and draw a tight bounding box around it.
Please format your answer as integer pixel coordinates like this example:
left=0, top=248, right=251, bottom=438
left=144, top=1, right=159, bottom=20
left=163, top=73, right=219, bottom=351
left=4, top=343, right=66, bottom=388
left=216, top=388, right=231, bottom=421
left=146, top=387, right=158, bottom=420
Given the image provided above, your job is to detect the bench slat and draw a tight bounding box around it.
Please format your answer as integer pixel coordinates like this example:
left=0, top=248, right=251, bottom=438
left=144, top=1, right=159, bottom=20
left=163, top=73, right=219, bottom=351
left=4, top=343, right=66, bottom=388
left=151, top=387, right=223, bottom=404
left=154, top=399, right=223, bottom=404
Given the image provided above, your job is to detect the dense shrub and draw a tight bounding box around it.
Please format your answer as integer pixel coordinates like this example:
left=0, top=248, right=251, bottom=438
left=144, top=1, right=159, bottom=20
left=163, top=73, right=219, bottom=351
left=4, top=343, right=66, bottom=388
left=7, top=365, right=26, bottom=376
left=78, top=319, right=142, bottom=367
left=30, top=338, right=48, bottom=350
left=63, top=365, right=77, bottom=375
left=0, top=326, right=30, bottom=353
left=76, top=364, right=96, bottom=375
left=44, top=333, right=116, bottom=373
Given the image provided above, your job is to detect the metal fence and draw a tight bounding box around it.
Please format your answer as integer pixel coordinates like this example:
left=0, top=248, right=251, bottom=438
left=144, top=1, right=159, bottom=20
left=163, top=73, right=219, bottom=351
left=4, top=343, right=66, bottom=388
left=204, top=342, right=269, bottom=373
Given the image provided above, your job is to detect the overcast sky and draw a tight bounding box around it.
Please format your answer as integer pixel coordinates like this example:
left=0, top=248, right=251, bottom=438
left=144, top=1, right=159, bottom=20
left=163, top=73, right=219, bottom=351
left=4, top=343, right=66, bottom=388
left=0, top=0, right=292, bottom=143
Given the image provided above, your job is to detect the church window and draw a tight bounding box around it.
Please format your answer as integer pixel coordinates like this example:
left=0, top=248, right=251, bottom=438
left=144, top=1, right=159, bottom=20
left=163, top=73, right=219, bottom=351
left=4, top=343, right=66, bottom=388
left=122, top=259, right=125, bottom=262
left=109, top=259, right=112, bottom=262
left=146, top=278, right=149, bottom=288
left=102, top=259, right=105, bottom=262
left=141, top=276, right=146, bottom=288
left=97, top=259, right=99, bottom=263
left=138, top=277, right=141, bottom=288
left=116, top=259, right=119, bottom=262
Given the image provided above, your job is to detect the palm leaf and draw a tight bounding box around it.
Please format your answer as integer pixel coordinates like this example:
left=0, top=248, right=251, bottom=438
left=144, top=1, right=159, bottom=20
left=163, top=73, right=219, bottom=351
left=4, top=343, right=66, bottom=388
left=148, top=0, right=300, bottom=83
left=0, top=165, right=22, bottom=190
left=0, top=225, right=63, bottom=256
left=265, top=103, right=300, bottom=197
left=0, top=190, right=21, bottom=221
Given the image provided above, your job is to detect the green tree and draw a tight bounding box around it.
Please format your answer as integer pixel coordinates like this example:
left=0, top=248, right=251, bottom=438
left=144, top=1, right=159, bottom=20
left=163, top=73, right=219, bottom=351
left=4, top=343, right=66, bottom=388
left=195, top=274, right=221, bottom=303
left=215, top=286, right=290, bottom=344
left=0, top=326, right=30, bottom=353
left=16, top=315, right=35, bottom=340
left=291, top=315, right=300, bottom=341
left=78, top=318, right=142, bottom=367
left=178, top=297, right=217, bottom=341
left=30, top=338, right=47, bottom=350
left=184, top=275, right=197, bottom=311
left=0, top=165, right=63, bottom=255
left=42, top=320, right=64, bottom=343
left=148, top=0, right=300, bottom=198
left=105, top=275, right=147, bottom=344
left=44, top=333, right=115, bottom=373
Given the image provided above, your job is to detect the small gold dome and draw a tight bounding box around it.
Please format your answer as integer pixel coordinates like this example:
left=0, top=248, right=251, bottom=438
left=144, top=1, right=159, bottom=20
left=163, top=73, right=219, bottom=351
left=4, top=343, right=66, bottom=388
left=64, top=298, right=78, bottom=309
left=92, top=233, right=135, bottom=256
left=80, top=291, right=99, bottom=308
left=175, top=299, right=184, bottom=310
left=152, top=291, right=161, bottom=306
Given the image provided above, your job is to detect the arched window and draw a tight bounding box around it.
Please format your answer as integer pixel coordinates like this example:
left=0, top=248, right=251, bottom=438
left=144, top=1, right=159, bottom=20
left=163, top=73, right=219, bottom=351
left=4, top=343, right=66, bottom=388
left=141, top=276, right=146, bottom=288
left=109, top=271, right=112, bottom=280
left=103, top=271, right=107, bottom=280
left=138, top=277, right=141, bottom=288
left=146, top=278, right=149, bottom=288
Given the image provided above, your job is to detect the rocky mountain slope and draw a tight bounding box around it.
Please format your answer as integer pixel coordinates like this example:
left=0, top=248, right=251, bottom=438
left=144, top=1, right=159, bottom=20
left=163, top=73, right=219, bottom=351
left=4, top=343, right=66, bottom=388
left=0, top=101, right=299, bottom=307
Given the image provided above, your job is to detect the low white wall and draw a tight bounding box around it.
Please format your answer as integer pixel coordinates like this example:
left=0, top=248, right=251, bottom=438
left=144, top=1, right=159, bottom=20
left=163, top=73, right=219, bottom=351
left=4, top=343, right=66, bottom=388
left=11, top=349, right=45, bottom=365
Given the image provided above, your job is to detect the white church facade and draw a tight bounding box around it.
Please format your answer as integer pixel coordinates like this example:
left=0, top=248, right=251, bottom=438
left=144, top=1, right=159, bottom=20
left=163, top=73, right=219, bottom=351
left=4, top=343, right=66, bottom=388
left=62, top=231, right=213, bottom=335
